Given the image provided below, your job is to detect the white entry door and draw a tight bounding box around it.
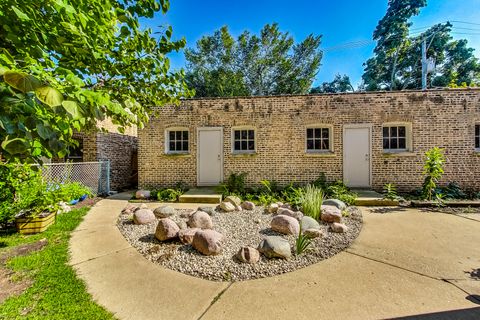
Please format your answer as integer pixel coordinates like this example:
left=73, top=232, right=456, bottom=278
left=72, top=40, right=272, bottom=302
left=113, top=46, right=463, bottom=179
left=343, top=125, right=371, bottom=188
left=197, top=127, right=223, bottom=186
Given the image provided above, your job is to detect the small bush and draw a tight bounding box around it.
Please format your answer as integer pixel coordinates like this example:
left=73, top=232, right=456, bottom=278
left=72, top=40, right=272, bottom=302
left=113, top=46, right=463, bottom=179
left=218, top=172, right=247, bottom=197
left=421, top=147, right=445, bottom=200
left=300, top=185, right=324, bottom=220
left=324, top=180, right=357, bottom=205
left=157, top=188, right=183, bottom=202
left=383, top=183, right=398, bottom=200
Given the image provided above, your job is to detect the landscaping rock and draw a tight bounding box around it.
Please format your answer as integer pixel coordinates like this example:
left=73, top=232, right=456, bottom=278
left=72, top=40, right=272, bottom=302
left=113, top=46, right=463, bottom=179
left=122, top=203, right=137, bottom=214
left=135, top=190, right=151, bottom=200
left=258, top=236, right=291, bottom=259
left=304, top=228, right=324, bottom=238
left=187, top=211, right=213, bottom=229
left=175, top=220, right=187, bottom=230
left=236, top=246, right=260, bottom=264
left=235, top=205, right=243, bottom=211
left=134, top=203, right=148, bottom=212
left=276, top=208, right=303, bottom=220
left=270, top=215, right=300, bottom=235
left=133, top=209, right=155, bottom=225
left=224, top=195, right=241, bottom=207
left=321, top=205, right=342, bottom=223
left=220, top=201, right=235, bottom=212
left=331, top=222, right=349, bottom=233
left=179, top=210, right=194, bottom=218
left=192, top=230, right=224, bottom=255
left=198, top=206, right=215, bottom=216
left=280, top=203, right=292, bottom=210
left=265, top=203, right=279, bottom=214
left=155, top=218, right=180, bottom=241
left=241, top=201, right=256, bottom=210
left=153, top=205, right=176, bottom=218
left=301, top=216, right=321, bottom=230
left=178, top=228, right=200, bottom=244
left=323, top=199, right=347, bottom=210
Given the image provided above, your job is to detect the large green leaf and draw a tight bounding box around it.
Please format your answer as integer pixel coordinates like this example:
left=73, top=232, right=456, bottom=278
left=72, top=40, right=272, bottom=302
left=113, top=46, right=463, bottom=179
left=3, top=71, right=42, bottom=92
left=61, top=100, right=83, bottom=119
left=0, top=66, right=9, bottom=76
left=35, top=86, right=64, bottom=107
left=1, top=137, right=29, bottom=155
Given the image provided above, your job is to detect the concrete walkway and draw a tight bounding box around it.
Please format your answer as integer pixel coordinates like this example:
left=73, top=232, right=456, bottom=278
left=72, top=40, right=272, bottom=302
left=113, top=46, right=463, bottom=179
left=69, top=196, right=480, bottom=320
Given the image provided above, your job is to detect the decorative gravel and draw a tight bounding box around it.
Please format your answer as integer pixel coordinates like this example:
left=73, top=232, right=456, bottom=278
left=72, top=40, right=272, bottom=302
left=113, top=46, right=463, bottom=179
left=117, top=206, right=363, bottom=281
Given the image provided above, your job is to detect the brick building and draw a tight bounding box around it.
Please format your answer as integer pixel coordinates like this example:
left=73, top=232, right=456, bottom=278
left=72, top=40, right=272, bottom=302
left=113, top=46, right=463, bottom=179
left=138, top=88, right=480, bottom=192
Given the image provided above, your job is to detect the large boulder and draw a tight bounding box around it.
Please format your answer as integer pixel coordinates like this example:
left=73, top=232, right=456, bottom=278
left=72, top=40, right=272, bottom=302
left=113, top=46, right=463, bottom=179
left=135, top=190, right=151, bottom=200
left=321, top=205, right=342, bottom=223
left=323, top=199, right=347, bottom=211
left=198, top=206, right=215, bottom=216
left=220, top=201, right=235, bottom=212
left=301, top=216, right=321, bottom=230
left=178, top=228, right=200, bottom=244
left=271, top=215, right=300, bottom=235
left=236, top=246, right=260, bottom=264
left=331, top=222, right=349, bottom=233
left=276, top=208, right=303, bottom=220
left=224, top=195, right=241, bottom=207
left=241, top=201, right=256, bottom=211
left=153, top=205, right=176, bottom=218
left=155, top=218, right=180, bottom=241
left=265, top=203, right=279, bottom=214
left=187, top=211, right=213, bottom=229
left=133, top=209, right=155, bottom=225
left=192, top=230, right=224, bottom=255
left=258, top=236, right=291, bottom=259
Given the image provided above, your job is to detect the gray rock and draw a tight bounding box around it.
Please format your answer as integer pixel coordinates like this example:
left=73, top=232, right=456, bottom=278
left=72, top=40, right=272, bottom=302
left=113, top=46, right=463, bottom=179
left=153, top=205, right=176, bottom=218
left=220, top=201, right=235, bottom=212
left=235, top=205, right=243, bottom=211
left=236, top=246, right=260, bottom=264
left=224, top=195, right=241, bottom=206
left=178, top=228, right=200, bottom=244
left=187, top=211, right=213, bottom=229
left=175, top=220, right=188, bottom=230
left=192, top=230, right=224, bottom=255
left=331, top=222, right=349, bottom=233
left=241, top=201, right=256, bottom=210
left=155, top=218, right=180, bottom=241
left=323, top=199, right=347, bottom=210
left=276, top=208, right=303, bottom=220
left=258, top=236, right=291, bottom=259
left=265, top=203, right=279, bottom=214
left=135, top=190, right=151, bottom=200
left=133, top=209, right=155, bottom=225
left=122, top=203, right=137, bottom=214
left=271, top=215, right=300, bottom=235
left=321, top=205, right=342, bottom=223
left=304, top=228, right=324, bottom=238
left=198, top=206, right=215, bottom=216
left=301, top=216, right=321, bottom=230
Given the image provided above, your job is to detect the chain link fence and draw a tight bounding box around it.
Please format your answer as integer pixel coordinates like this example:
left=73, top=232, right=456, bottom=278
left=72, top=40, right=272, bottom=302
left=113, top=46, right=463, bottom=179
left=37, top=161, right=110, bottom=196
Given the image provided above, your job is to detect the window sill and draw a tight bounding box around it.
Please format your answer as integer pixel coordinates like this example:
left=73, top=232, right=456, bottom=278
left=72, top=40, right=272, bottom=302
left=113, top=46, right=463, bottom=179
left=474, top=150, right=480, bottom=156
left=304, top=151, right=335, bottom=157
left=382, top=151, right=416, bottom=157
left=164, top=153, right=191, bottom=158
left=231, top=152, right=257, bottom=158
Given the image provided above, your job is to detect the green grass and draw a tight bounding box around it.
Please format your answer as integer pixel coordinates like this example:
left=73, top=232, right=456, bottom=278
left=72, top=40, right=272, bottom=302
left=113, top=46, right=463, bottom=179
left=0, top=207, right=115, bottom=320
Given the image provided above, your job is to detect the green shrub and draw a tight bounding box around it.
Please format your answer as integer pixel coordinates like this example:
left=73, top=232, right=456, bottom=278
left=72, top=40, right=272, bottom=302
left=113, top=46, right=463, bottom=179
left=281, top=183, right=304, bottom=208
left=324, top=180, right=357, bottom=205
left=257, top=179, right=281, bottom=205
left=421, top=147, right=445, bottom=200
left=295, top=227, right=313, bottom=255
left=157, top=188, right=183, bottom=202
left=218, top=172, right=247, bottom=197
left=300, top=185, right=323, bottom=220
left=57, top=182, right=92, bottom=201
left=383, top=183, right=398, bottom=200
left=439, top=182, right=467, bottom=200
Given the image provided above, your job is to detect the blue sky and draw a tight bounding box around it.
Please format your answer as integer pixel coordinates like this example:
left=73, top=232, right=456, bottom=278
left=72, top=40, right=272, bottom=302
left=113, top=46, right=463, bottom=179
left=146, top=0, right=480, bottom=88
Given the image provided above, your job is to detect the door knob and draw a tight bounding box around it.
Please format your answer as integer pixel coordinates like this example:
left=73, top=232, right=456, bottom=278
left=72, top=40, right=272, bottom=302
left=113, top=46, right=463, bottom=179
left=217, top=154, right=221, bottom=160
left=365, top=154, right=369, bottom=161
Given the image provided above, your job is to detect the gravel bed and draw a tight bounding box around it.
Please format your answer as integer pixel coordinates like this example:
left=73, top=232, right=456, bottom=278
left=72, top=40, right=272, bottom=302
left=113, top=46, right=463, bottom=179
left=117, top=206, right=363, bottom=281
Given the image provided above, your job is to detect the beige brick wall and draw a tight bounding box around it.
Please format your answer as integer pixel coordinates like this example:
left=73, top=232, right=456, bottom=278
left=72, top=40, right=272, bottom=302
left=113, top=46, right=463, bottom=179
left=138, top=89, right=480, bottom=192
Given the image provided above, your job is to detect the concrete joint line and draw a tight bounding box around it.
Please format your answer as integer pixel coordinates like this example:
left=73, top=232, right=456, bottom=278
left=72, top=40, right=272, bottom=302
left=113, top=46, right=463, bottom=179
left=442, top=279, right=480, bottom=303
left=197, top=282, right=234, bottom=320
left=70, top=246, right=131, bottom=267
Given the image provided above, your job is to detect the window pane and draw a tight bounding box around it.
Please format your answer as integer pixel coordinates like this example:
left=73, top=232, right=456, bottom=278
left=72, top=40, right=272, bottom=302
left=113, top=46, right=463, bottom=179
left=383, top=138, right=389, bottom=149
left=314, top=140, right=321, bottom=150
left=398, top=126, right=406, bottom=137
left=248, top=130, right=254, bottom=139
left=234, top=130, right=240, bottom=140
left=175, top=131, right=181, bottom=140
left=169, top=141, right=175, bottom=151
left=322, top=128, right=329, bottom=139
left=322, top=139, right=329, bottom=150
left=390, top=127, right=397, bottom=137
left=176, top=141, right=182, bottom=150
left=234, top=141, right=240, bottom=150
left=169, top=131, right=175, bottom=140
left=182, top=141, right=188, bottom=151
left=314, top=128, right=321, bottom=138
left=241, top=130, right=247, bottom=139
left=307, top=128, right=313, bottom=138
left=248, top=141, right=255, bottom=150
left=476, top=137, right=480, bottom=149
left=307, top=139, right=314, bottom=150
left=476, top=125, right=479, bottom=136
left=383, top=127, right=389, bottom=138
left=241, top=141, right=248, bottom=150
left=398, top=137, right=406, bottom=149
left=182, top=131, right=188, bottom=140
left=390, top=138, right=398, bottom=149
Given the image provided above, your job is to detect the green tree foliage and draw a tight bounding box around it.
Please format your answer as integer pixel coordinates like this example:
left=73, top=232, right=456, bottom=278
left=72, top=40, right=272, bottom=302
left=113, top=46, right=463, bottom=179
left=310, top=74, right=354, bottom=93
left=185, top=24, right=322, bottom=97
left=0, top=0, right=192, bottom=162
left=362, top=0, right=480, bottom=90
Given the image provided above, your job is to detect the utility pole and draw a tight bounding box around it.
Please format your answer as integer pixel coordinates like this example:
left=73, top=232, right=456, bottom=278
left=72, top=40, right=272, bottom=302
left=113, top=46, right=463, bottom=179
left=421, top=39, right=427, bottom=90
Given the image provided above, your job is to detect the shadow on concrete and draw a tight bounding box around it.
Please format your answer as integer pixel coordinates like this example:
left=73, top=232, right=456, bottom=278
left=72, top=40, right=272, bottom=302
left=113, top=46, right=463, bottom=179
left=466, top=268, right=480, bottom=280
left=391, top=306, right=480, bottom=319
left=368, top=206, right=408, bottom=214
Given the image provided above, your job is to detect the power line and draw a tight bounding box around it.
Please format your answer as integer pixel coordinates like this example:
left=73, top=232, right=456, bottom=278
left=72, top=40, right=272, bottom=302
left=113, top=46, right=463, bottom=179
left=450, top=20, right=480, bottom=27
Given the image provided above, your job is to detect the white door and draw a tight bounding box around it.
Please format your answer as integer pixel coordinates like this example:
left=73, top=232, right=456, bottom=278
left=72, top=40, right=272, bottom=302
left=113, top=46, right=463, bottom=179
left=343, top=126, right=371, bottom=188
left=197, top=128, right=223, bottom=186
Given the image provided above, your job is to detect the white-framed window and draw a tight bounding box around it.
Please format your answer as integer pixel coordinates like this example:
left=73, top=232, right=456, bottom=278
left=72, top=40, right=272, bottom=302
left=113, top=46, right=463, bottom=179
left=306, top=125, right=333, bottom=152
left=382, top=123, right=412, bottom=152
left=165, top=128, right=189, bottom=154
left=232, top=127, right=255, bottom=153
left=475, top=124, right=480, bottom=150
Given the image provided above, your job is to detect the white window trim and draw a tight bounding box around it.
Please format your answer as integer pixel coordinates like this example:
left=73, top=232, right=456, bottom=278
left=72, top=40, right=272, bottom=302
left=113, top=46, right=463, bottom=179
left=475, top=123, right=480, bottom=151
left=165, top=127, right=190, bottom=155
left=231, top=126, right=256, bottom=154
left=305, top=124, right=334, bottom=153
left=382, top=122, right=413, bottom=153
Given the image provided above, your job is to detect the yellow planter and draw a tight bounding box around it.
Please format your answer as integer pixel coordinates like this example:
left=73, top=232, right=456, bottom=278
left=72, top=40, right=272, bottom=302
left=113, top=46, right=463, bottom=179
left=16, top=212, right=56, bottom=234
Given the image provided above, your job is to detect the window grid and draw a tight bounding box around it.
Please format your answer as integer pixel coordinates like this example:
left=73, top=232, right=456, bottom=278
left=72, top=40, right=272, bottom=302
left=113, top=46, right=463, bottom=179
left=233, top=129, right=255, bottom=152
left=167, top=130, right=189, bottom=153
left=476, top=124, right=480, bottom=149
left=383, top=126, right=407, bottom=150
left=306, top=128, right=330, bottom=151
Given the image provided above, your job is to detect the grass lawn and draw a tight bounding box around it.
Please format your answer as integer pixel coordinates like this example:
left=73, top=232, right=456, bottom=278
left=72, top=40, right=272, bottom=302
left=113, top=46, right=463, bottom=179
left=0, top=207, right=115, bottom=319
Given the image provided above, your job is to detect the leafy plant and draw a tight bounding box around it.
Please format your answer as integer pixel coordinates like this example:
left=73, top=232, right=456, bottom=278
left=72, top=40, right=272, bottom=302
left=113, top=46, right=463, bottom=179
left=58, top=182, right=92, bottom=201
left=435, top=192, right=446, bottom=207
left=421, top=147, right=445, bottom=200
left=440, top=182, right=467, bottom=200
left=325, top=180, right=357, bottom=205
left=281, top=183, right=304, bottom=208
left=295, top=227, right=313, bottom=255
left=383, top=183, right=398, bottom=200
left=257, top=179, right=281, bottom=205
left=299, top=185, right=324, bottom=220
left=157, top=188, right=183, bottom=202
left=218, top=172, right=247, bottom=197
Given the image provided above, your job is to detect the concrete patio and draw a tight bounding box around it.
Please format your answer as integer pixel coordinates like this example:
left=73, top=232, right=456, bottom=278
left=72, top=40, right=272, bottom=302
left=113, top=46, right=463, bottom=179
left=69, top=195, right=480, bottom=320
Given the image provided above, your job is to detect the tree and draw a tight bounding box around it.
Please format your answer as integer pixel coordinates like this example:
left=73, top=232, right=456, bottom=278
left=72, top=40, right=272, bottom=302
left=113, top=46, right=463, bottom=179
left=310, top=74, right=354, bottom=93
left=361, top=0, right=480, bottom=90
left=0, top=0, right=192, bottom=162
left=185, top=24, right=322, bottom=97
